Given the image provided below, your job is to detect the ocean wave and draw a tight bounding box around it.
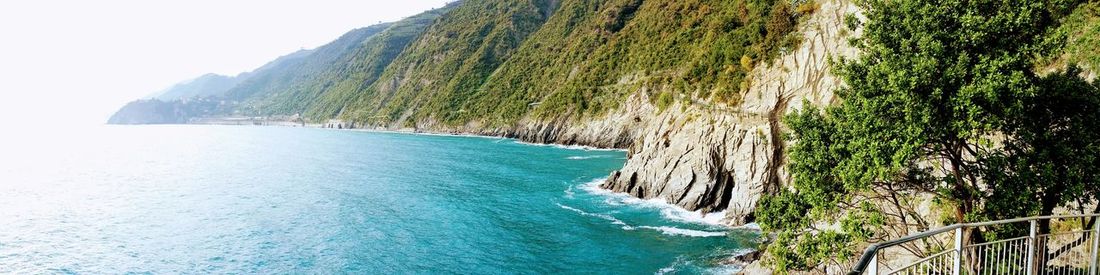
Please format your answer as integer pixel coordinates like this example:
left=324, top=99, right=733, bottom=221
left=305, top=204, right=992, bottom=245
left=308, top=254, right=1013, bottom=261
left=736, top=222, right=761, bottom=230
left=566, top=156, right=602, bottom=160
left=656, top=250, right=751, bottom=275
left=347, top=128, right=505, bottom=140
left=705, top=264, right=744, bottom=275
left=637, top=226, right=727, bottom=237
left=513, top=141, right=626, bottom=152
left=578, top=179, right=729, bottom=226
left=555, top=203, right=633, bottom=230
left=656, top=265, right=677, bottom=275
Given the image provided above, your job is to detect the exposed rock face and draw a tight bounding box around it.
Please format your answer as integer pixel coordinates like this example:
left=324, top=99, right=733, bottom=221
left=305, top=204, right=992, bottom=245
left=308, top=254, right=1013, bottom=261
left=352, top=0, right=860, bottom=228
left=412, top=91, right=655, bottom=150
left=600, top=0, right=861, bottom=226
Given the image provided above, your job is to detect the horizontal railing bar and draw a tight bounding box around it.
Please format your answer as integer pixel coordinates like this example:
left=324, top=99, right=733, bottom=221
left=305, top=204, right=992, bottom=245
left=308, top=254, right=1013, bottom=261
left=848, top=213, right=1100, bottom=275
left=965, top=236, right=1030, bottom=248
left=1038, top=230, right=1092, bottom=237
left=887, top=249, right=955, bottom=273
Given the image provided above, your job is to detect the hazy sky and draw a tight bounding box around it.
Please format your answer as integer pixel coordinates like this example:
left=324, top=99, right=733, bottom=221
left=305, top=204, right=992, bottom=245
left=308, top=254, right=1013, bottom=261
left=0, top=0, right=451, bottom=126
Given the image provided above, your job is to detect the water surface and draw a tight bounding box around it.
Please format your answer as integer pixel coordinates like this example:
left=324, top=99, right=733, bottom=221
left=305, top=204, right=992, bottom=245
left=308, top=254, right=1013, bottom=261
left=0, top=125, right=754, bottom=274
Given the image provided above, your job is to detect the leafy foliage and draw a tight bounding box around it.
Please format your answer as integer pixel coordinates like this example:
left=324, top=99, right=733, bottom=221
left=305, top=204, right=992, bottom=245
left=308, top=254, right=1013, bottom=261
left=1041, top=1, right=1100, bottom=71
left=339, top=0, right=559, bottom=126
left=333, top=0, right=808, bottom=127
left=757, top=0, right=1099, bottom=272
left=231, top=4, right=455, bottom=119
left=983, top=66, right=1100, bottom=236
left=114, top=0, right=807, bottom=128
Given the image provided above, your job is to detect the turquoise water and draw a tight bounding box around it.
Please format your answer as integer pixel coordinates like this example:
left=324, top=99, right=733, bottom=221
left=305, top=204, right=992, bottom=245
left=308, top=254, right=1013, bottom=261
left=0, top=125, right=756, bottom=274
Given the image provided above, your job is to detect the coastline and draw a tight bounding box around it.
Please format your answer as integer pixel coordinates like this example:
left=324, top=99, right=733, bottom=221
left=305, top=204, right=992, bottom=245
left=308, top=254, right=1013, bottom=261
left=174, top=116, right=632, bottom=151
left=107, top=121, right=766, bottom=272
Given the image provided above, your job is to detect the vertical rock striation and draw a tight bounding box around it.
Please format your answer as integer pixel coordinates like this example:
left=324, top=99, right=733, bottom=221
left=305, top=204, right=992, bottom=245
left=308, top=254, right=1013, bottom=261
left=601, top=0, right=861, bottom=226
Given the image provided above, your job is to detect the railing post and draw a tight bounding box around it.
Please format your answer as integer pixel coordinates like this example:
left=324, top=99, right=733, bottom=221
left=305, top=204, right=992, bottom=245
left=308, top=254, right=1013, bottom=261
left=1027, top=219, right=1037, bottom=275
left=1090, top=218, right=1098, bottom=275
left=868, top=253, right=878, bottom=275
left=954, top=226, right=963, bottom=275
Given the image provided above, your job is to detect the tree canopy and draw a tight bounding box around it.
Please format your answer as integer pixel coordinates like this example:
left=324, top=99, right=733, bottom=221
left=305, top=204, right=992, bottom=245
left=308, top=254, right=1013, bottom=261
left=757, top=0, right=1100, bottom=272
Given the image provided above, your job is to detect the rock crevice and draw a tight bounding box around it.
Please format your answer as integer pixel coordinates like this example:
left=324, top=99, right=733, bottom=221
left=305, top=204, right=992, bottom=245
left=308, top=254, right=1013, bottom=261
left=599, top=0, right=860, bottom=225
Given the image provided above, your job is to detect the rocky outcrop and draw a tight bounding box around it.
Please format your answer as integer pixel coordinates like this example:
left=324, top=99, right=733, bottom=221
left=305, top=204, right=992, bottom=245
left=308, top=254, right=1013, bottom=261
left=322, top=0, right=860, bottom=228
left=409, top=90, right=655, bottom=150
left=600, top=0, right=861, bottom=226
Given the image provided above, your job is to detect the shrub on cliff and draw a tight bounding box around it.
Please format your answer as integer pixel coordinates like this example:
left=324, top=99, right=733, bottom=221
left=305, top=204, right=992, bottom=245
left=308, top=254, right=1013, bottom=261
left=757, top=0, right=1100, bottom=272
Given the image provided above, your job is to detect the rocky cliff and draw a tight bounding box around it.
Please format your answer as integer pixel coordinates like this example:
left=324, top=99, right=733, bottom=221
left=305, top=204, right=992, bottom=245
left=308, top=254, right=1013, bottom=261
left=600, top=0, right=859, bottom=226
left=372, top=0, right=858, bottom=228
left=108, top=0, right=861, bottom=227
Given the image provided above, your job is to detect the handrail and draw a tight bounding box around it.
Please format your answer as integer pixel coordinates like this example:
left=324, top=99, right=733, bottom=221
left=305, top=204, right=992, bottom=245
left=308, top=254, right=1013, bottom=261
left=848, top=213, right=1100, bottom=275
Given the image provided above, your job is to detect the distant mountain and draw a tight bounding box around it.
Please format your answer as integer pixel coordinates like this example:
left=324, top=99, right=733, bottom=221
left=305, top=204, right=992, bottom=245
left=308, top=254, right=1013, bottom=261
left=111, top=2, right=456, bottom=123
left=150, top=73, right=240, bottom=101
left=106, top=0, right=1100, bottom=255
left=107, top=97, right=232, bottom=124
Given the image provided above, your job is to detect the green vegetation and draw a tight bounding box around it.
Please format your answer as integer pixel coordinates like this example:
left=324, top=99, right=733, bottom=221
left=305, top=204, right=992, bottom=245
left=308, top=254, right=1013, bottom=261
left=229, top=3, right=455, bottom=119
left=462, top=0, right=810, bottom=127
left=107, top=98, right=234, bottom=124
left=302, top=6, right=454, bottom=120
left=153, top=73, right=241, bottom=101
left=114, top=0, right=808, bottom=128
left=756, top=0, right=1100, bottom=272
left=655, top=91, right=675, bottom=112
left=320, top=0, right=810, bottom=127
left=340, top=0, right=558, bottom=126
left=1042, top=1, right=1100, bottom=72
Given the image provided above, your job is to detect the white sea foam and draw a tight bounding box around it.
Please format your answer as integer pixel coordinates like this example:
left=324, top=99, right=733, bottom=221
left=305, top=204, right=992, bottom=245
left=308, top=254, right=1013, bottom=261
left=705, top=264, right=743, bottom=275
left=555, top=203, right=633, bottom=229
left=656, top=266, right=677, bottom=275
left=737, top=222, right=761, bottom=230
left=566, top=155, right=605, bottom=160
left=513, top=141, right=626, bottom=152
left=578, top=179, right=729, bottom=226
left=637, top=226, right=727, bottom=237
left=347, top=128, right=505, bottom=140
left=563, top=186, right=575, bottom=198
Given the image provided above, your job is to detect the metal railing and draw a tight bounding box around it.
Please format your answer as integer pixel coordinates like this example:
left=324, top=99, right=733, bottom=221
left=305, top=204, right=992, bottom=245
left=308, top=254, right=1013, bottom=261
left=849, top=213, right=1100, bottom=275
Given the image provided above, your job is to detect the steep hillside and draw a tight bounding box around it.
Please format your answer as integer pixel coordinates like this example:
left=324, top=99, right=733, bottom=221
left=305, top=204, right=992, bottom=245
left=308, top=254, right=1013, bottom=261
left=1043, top=0, right=1100, bottom=80
left=152, top=73, right=241, bottom=101
left=475, top=0, right=807, bottom=126
left=335, top=0, right=810, bottom=131
left=108, top=0, right=816, bottom=225
left=338, top=0, right=560, bottom=126
left=302, top=6, right=456, bottom=119
left=110, top=4, right=454, bottom=122
left=225, top=23, right=393, bottom=114
left=600, top=0, right=857, bottom=225
left=108, top=98, right=234, bottom=124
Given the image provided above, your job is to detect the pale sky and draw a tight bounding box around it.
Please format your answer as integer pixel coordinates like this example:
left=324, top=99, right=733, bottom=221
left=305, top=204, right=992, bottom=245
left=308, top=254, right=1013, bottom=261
left=0, top=0, right=451, bottom=127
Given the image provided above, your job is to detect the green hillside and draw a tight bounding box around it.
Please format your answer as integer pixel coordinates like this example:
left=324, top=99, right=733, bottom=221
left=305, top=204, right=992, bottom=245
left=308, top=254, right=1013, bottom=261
left=338, top=0, right=561, bottom=126
left=153, top=73, right=241, bottom=101
left=334, top=0, right=809, bottom=128
left=112, top=0, right=1097, bottom=131
left=225, top=23, right=393, bottom=114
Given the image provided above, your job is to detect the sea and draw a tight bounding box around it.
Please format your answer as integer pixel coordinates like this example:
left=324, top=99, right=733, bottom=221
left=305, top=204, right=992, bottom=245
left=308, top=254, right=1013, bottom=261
left=0, top=125, right=757, bottom=274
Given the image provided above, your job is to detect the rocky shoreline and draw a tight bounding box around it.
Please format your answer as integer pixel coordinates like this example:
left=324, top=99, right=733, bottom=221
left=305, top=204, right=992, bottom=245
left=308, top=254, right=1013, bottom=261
left=177, top=0, right=858, bottom=231
left=113, top=1, right=860, bottom=272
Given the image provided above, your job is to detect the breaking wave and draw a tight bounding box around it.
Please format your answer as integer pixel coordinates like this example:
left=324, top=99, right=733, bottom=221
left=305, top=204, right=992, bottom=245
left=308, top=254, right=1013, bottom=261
left=578, top=179, right=728, bottom=226
left=513, top=141, right=626, bottom=152
left=556, top=203, right=633, bottom=230
left=636, top=226, right=727, bottom=237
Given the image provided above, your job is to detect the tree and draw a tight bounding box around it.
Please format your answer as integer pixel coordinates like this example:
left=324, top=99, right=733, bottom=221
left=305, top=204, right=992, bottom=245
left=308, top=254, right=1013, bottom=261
left=756, top=0, right=1096, bottom=272
left=983, top=66, right=1100, bottom=258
